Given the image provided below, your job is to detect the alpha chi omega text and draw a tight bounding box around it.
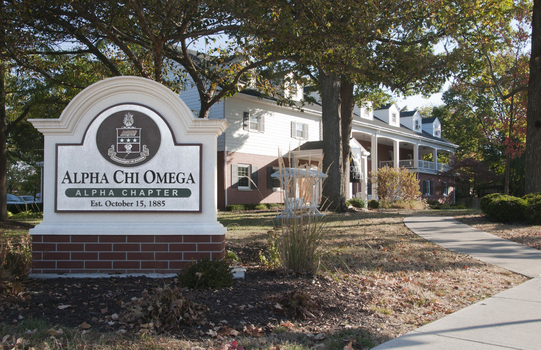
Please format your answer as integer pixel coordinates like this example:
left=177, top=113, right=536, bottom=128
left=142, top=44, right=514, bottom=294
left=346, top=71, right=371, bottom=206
left=55, top=104, right=201, bottom=212
left=29, top=77, right=228, bottom=276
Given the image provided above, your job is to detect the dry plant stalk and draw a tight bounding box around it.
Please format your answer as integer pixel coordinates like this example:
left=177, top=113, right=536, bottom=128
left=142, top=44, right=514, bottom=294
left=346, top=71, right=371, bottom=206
left=274, top=150, right=328, bottom=273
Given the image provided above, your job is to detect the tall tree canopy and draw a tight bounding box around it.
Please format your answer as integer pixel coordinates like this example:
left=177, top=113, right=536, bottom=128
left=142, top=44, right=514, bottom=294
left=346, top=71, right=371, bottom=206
left=232, top=0, right=521, bottom=210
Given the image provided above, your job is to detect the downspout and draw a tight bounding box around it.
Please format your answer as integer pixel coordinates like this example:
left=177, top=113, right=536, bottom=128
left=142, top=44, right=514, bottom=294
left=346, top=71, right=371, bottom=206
left=223, top=100, right=228, bottom=208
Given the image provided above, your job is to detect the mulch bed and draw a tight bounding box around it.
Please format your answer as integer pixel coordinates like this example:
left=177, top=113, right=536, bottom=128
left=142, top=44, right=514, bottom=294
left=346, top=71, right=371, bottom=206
left=1, top=238, right=384, bottom=345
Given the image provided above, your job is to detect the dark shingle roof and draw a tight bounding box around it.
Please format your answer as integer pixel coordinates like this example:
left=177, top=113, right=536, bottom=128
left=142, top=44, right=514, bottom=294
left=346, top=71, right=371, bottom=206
left=400, top=110, right=417, bottom=117
left=422, top=117, right=437, bottom=124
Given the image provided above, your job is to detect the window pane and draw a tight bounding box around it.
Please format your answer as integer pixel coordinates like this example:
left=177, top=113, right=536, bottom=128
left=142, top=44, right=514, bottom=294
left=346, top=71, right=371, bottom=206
left=238, top=165, right=249, bottom=187
left=249, top=115, right=259, bottom=131
left=296, top=123, right=304, bottom=138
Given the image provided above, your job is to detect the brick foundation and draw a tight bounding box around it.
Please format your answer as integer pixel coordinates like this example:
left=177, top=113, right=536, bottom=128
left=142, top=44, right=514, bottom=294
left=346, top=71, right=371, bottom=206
left=31, top=234, right=226, bottom=275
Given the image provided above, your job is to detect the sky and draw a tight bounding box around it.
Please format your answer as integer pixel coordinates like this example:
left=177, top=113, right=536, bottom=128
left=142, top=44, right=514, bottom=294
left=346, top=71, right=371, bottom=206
left=396, top=92, right=444, bottom=111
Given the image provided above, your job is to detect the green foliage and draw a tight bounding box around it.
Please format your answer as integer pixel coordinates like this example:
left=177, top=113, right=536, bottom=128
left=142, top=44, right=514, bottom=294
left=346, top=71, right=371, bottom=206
left=483, top=195, right=527, bottom=222
left=480, top=193, right=505, bottom=212
left=368, top=200, right=380, bottom=209
left=226, top=204, right=245, bottom=211
left=226, top=203, right=277, bottom=211
left=259, top=232, right=281, bottom=269
left=370, top=167, right=421, bottom=203
left=346, top=198, right=366, bottom=208
left=10, top=210, right=43, bottom=220
left=177, top=258, right=233, bottom=290
left=524, top=194, right=541, bottom=225
left=119, top=285, right=208, bottom=333
left=1, top=234, right=31, bottom=296
left=225, top=250, right=240, bottom=262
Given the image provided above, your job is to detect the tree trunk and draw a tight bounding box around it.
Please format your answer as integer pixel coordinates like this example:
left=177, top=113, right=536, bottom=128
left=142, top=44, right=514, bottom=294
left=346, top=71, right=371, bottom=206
left=526, top=0, right=541, bottom=194
left=0, top=61, right=7, bottom=221
left=319, top=69, right=345, bottom=212
left=0, top=1, right=7, bottom=221
left=340, top=78, right=355, bottom=201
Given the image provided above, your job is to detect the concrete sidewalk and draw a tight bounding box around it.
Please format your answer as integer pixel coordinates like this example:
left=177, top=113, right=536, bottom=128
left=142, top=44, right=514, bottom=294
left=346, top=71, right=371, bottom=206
left=372, top=215, right=541, bottom=350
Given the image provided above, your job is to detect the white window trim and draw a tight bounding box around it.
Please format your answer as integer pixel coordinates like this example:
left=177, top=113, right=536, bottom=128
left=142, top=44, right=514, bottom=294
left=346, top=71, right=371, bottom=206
left=243, top=112, right=265, bottom=133
left=291, top=121, right=309, bottom=140
left=237, top=164, right=251, bottom=191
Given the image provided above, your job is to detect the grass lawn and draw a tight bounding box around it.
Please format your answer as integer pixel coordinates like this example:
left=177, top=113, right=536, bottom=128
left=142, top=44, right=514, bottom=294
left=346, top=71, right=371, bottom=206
left=0, top=209, right=531, bottom=349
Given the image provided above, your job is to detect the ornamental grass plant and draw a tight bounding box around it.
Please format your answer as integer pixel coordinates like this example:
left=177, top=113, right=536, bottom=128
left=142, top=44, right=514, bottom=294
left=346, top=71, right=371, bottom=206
left=272, top=153, right=328, bottom=274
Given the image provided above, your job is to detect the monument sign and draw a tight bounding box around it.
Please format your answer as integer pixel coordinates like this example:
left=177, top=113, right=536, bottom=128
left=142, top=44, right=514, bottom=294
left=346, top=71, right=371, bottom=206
left=29, top=77, right=228, bottom=276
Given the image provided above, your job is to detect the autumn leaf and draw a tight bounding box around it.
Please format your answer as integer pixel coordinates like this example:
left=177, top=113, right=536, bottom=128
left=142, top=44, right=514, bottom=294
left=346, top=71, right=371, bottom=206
left=47, top=328, right=64, bottom=337
left=79, top=322, right=91, bottom=329
left=343, top=339, right=354, bottom=350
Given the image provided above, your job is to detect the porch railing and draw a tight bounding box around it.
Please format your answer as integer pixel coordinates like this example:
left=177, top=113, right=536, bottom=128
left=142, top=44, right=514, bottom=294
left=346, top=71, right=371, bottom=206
left=379, top=160, right=450, bottom=172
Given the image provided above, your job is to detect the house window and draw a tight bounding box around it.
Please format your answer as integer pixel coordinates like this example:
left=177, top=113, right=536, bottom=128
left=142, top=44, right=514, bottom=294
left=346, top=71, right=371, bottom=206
left=442, top=181, right=449, bottom=196
left=232, top=164, right=258, bottom=190
left=414, top=119, right=420, bottom=130
left=267, top=167, right=282, bottom=191
left=367, top=147, right=372, bottom=160
left=388, top=150, right=393, bottom=161
left=243, top=112, right=265, bottom=132
left=422, top=180, right=433, bottom=196
left=391, top=113, right=397, bottom=124
left=291, top=121, right=309, bottom=139
left=237, top=165, right=250, bottom=189
left=363, top=108, right=370, bottom=119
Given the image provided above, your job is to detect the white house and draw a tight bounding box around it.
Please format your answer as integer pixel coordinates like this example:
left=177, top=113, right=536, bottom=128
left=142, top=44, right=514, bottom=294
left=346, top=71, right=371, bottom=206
left=180, top=87, right=458, bottom=209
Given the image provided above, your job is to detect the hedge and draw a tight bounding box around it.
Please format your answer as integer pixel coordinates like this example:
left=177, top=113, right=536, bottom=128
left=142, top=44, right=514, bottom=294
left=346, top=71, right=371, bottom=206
left=483, top=195, right=527, bottom=222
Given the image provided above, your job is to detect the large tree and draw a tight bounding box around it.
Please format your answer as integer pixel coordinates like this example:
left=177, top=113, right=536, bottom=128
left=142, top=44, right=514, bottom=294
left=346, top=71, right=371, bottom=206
left=437, top=1, right=530, bottom=195
left=234, top=0, right=512, bottom=210
left=526, top=0, right=541, bottom=194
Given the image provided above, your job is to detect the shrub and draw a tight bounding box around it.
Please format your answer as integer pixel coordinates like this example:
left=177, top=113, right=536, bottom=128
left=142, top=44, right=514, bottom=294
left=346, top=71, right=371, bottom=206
left=1, top=234, right=31, bottom=296
left=524, top=194, right=541, bottom=225
left=484, top=195, right=527, bottom=222
left=254, top=204, right=268, bottom=210
left=480, top=193, right=505, bottom=212
left=370, top=166, right=421, bottom=203
left=368, top=200, right=379, bottom=209
left=523, top=192, right=541, bottom=202
left=346, top=197, right=366, bottom=208
left=177, top=258, right=233, bottom=289
left=226, top=204, right=245, bottom=211
left=10, top=211, right=43, bottom=220
left=119, top=285, right=207, bottom=333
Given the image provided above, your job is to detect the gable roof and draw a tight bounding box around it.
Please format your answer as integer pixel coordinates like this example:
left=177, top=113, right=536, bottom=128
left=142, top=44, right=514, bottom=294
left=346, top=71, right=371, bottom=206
left=422, top=117, right=437, bottom=124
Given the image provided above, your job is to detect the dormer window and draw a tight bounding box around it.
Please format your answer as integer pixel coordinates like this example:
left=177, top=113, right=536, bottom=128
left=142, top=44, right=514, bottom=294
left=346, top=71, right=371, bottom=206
left=391, top=113, right=397, bottom=124
left=414, top=119, right=421, bottom=130
left=434, top=126, right=441, bottom=137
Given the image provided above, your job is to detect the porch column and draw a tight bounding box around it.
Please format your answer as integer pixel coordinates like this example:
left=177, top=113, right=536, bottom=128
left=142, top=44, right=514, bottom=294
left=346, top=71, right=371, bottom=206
left=433, top=149, right=438, bottom=169
left=413, top=143, right=419, bottom=169
left=371, top=134, right=378, bottom=198
left=393, top=139, right=399, bottom=168
left=362, top=153, right=368, bottom=201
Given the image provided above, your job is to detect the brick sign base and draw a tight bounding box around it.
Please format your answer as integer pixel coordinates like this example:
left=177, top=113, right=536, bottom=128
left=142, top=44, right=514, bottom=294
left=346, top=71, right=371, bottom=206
left=31, top=234, right=225, bottom=275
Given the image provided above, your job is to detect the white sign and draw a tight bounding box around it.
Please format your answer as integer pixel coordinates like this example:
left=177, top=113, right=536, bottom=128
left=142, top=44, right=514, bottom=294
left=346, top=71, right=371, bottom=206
left=55, top=104, right=201, bottom=212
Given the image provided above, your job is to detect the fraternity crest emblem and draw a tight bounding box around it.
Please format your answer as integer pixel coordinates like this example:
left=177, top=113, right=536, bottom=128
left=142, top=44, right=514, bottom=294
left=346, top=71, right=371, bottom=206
left=96, top=107, right=161, bottom=167
left=107, top=113, right=149, bottom=165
